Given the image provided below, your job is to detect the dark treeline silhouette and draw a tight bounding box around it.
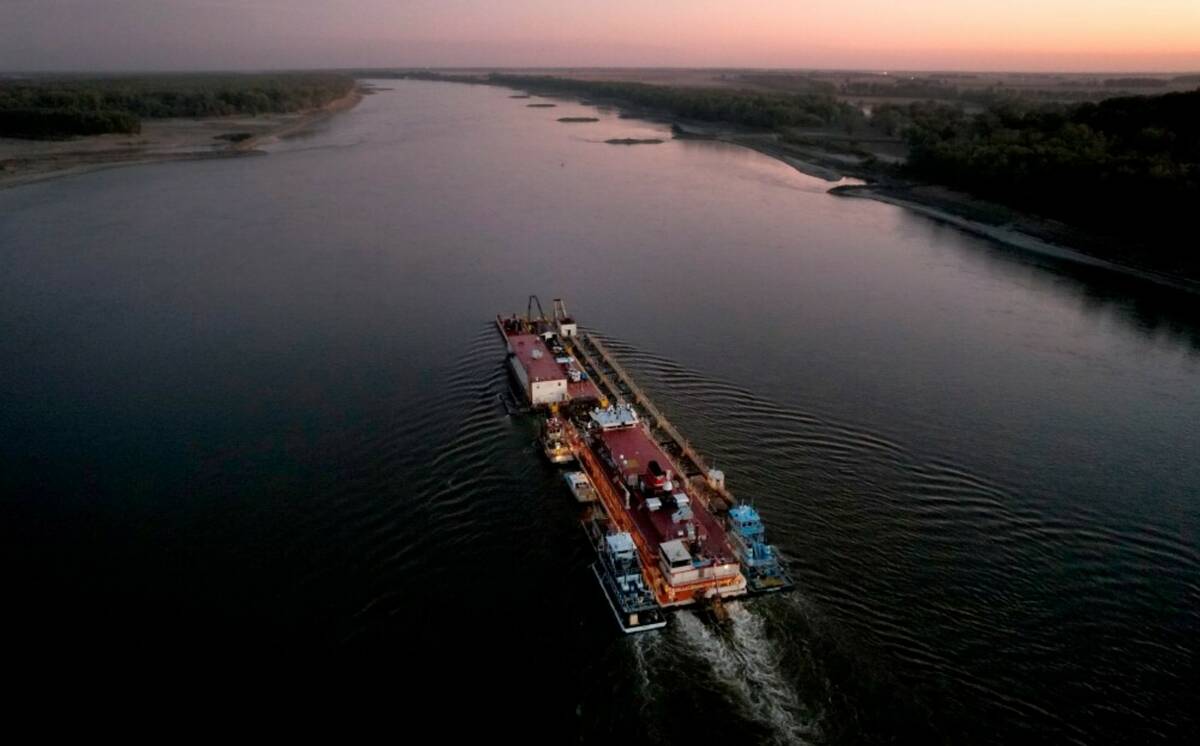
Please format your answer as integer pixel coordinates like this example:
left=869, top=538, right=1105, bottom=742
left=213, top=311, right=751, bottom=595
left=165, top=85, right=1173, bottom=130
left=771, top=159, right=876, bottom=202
left=1103, top=77, right=1169, bottom=89
left=845, top=77, right=1138, bottom=104
left=399, top=71, right=862, bottom=129
left=488, top=73, right=861, bottom=128
left=731, top=73, right=838, bottom=96
left=0, top=73, right=354, bottom=139
left=0, top=108, right=140, bottom=139
left=394, top=71, right=486, bottom=86
left=877, top=89, right=1200, bottom=274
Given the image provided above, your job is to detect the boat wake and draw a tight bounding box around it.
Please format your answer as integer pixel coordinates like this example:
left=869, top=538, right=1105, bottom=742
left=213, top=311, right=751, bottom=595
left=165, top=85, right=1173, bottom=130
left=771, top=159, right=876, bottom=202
left=674, top=608, right=821, bottom=745
left=630, top=633, right=661, bottom=710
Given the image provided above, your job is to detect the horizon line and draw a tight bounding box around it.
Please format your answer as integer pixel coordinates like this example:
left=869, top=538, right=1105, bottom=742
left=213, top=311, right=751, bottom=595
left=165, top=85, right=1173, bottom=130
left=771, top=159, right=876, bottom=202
left=4, top=65, right=1200, bottom=77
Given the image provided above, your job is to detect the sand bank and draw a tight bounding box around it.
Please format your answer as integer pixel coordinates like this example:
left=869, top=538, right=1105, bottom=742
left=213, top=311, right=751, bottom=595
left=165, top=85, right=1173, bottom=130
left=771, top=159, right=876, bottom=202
left=0, top=88, right=364, bottom=190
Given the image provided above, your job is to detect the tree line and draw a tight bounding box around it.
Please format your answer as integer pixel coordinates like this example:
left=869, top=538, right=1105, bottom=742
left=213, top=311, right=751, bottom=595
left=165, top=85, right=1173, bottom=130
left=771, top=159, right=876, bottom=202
left=399, top=71, right=863, bottom=130
left=876, top=89, right=1200, bottom=273
left=489, top=73, right=862, bottom=129
left=0, top=73, right=355, bottom=139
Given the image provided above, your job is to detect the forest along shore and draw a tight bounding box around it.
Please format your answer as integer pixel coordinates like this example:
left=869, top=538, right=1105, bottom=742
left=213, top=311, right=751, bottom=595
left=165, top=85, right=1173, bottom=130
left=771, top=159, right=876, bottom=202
left=0, top=75, right=364, bottom=190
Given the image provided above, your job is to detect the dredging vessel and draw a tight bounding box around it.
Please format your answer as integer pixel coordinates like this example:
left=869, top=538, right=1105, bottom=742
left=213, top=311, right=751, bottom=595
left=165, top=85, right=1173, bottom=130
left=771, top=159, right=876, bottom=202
left=498, top=296, right=794, bottom=632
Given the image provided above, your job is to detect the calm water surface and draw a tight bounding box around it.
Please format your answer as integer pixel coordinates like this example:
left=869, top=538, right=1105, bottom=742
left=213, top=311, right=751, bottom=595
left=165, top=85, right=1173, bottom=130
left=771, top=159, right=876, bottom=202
left=2, top=81, right=1197, bottom=742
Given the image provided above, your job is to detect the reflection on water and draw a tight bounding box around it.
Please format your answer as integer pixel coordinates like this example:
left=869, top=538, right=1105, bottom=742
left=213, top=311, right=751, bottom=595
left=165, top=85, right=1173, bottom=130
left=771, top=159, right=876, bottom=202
left=905, top=215, right=1200, bottom=354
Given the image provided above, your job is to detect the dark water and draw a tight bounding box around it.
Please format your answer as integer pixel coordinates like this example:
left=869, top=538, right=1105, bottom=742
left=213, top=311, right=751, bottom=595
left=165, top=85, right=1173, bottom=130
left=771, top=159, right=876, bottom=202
left=2, top=80, right=1197, bottom=741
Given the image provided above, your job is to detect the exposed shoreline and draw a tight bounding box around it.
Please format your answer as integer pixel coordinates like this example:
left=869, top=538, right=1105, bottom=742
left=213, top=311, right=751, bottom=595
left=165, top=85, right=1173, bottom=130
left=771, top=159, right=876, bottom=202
left=676, top=120, right=1200, bottom=293
left=829, top=185, right=1200, bottom=294
left=0, top=87, right=365, bottom=190
left=719, top=135, right=846, bottom=182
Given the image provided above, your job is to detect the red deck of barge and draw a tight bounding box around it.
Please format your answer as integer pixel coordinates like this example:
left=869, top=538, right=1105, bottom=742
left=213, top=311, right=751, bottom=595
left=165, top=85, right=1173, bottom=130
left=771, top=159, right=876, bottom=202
left=499, top=322, right=602, bottom=404
left=569, top=415, right=745, bottom=606
left=597, top=426, right=736, bottom=565
left=568, top=379, right=602, bottom=401
left=508, top=334, right=562, bottom=383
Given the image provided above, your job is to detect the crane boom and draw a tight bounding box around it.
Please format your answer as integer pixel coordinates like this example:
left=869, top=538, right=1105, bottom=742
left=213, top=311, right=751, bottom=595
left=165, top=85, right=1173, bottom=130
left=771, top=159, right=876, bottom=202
left=527, top=295, right=547, bottom=324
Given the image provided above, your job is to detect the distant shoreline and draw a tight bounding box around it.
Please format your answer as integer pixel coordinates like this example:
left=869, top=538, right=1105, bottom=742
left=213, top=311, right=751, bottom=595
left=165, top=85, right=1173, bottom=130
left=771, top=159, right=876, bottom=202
left=7, top=74, right=1196, bottom=294
left=0, top=87, right=365, bottom=190
left=479, top=82, right=1199, bottom=294
left=743, top=144, right=1199, bottom=294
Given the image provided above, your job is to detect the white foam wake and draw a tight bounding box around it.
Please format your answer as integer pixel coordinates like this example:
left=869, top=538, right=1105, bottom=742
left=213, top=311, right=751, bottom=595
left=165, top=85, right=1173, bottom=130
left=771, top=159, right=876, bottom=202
left=674, top=608, right=819, bottom=745
left=630, top=632, right=659, bottom=709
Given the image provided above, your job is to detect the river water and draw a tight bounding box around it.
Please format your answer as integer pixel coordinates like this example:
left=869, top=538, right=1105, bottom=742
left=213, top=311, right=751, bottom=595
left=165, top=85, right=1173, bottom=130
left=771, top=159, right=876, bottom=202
left=2, top=80, right=1197, bottom=742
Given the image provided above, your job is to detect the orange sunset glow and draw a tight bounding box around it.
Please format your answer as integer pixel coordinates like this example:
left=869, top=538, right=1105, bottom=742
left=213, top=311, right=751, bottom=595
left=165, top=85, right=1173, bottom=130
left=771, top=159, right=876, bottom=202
left=2, top=0, right=1199, bottom=71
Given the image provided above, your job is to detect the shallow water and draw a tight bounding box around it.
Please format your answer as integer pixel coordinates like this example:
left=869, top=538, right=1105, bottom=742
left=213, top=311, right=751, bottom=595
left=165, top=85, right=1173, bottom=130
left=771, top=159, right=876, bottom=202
left=2, top=80, right=1197, bottom=742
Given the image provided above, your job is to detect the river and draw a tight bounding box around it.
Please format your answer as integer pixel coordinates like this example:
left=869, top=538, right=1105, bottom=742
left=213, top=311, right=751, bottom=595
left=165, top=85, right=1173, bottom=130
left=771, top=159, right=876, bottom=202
left=2, top=79, right=1196, bottom=743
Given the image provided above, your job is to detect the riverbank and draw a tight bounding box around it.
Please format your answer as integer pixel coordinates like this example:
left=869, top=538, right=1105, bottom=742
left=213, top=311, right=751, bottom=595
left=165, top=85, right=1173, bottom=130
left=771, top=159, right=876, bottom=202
left=720, top=134, right=848, bottom=182
left=830, top=183, right=1195, bottom=292
left=0, top=87, right=365, bottom=190
left=830, top=184, right=1200, bottom=294
left=458, top=74, right=1197, bottom=292
left=684, top=118, right=1199, bottom=293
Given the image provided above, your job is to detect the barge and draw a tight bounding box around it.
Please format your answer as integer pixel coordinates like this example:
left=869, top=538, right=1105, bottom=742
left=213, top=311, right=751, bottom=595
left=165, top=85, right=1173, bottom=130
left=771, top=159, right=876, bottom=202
left=498, top=296, right=794, bottom=632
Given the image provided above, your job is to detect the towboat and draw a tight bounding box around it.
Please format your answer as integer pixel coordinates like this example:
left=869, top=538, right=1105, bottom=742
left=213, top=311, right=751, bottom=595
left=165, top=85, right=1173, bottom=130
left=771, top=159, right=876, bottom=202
left=564, top=471, right=598, bottom=503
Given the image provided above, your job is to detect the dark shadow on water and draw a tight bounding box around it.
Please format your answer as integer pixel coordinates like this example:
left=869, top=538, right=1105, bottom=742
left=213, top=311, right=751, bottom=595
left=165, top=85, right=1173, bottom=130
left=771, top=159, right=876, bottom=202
left=911, top=216, right=1200, bottom=355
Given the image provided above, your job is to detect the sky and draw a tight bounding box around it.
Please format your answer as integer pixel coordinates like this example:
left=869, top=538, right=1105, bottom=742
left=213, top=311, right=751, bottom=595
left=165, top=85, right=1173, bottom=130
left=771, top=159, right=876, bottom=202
left=2, top=0, right=1199, bottom=73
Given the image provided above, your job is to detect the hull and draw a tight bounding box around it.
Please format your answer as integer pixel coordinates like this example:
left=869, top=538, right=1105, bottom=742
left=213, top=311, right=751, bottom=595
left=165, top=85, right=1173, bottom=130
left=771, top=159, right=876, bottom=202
left=592, top=564, right=667, bottom=633
left=542, top=416, right=575, bottom=464
left=583, top=515, right=666, bottom=633
left=726, top=505, right=797, bottom=595
left=544, top=446, right=574, bottom=464
left=564, top=472, right=598, bottom=503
